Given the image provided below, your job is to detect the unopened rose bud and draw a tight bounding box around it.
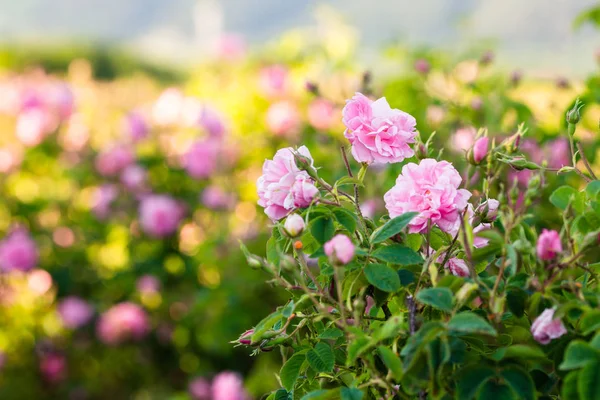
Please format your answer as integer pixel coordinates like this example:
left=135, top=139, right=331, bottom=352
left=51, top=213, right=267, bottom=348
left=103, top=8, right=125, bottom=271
left=324, top=234, right=355, bottom=265
left=238, top=329, right=254, bottom=345
left=416, top=142, right=428, bottom=159
left=536, top=229, right=562, bottom=261
left=476, top=199, right=499, bottom=222
left=292, top=151, right=319, bottom=180
left=471, top=137, right=489, bottom=164
left=283, top=214, right=305, bottom=238
left=509, top=157, right=541, bottom=171
left=566, top=99, right=584, bottom=125
left=247, top=255, right=264, bottom=269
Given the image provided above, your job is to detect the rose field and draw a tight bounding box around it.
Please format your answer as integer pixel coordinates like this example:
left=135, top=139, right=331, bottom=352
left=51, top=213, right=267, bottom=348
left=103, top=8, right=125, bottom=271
left=0, top=3, right=600, bottom=400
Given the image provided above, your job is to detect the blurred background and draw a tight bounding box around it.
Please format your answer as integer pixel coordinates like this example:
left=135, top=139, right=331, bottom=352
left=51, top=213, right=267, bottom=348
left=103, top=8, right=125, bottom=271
left=0, top=1, right=598, bottom=399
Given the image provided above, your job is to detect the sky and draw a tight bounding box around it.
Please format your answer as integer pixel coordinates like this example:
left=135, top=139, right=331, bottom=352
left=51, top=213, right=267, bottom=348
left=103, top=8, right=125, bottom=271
left=0, top=0, right=598, bottom=75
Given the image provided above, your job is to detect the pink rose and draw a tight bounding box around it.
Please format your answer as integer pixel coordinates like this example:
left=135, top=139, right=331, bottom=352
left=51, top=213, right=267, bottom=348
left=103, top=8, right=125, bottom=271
left=324, top=234, right=355, bottom=265
left=531, top=308, right=567, bottom=345
left=308, top=99, right=336, bottom=131
left=139, top=195, right=185, bottom=238
left=257, top=146, right=318, bottom=221
left=58, top=296, right=94, bottom=329
left=472, top=136, right=489, bottom=164
left=266, top=101, right=301, bottom=137
left=189, top=377, right=212, bottom=400
left=97, top=302, right=150, bottom=345
left=537, top=229, right=562, bottom=261
left=95, top=146, right=134, bottom=177
left=446, top=257, right=469, bottom=277
left=212, top=371, right=248, bottom=400
left=0, top=229, right=38, bottom=272
left=259, top=65, right=288, bottom=98
left=384, top=159, right=472, bottom=234
left=283, top=214, right=305, bottom=237
left=183, top=140, right=219, bottom=179
left=120, top=165, right=147, bottom=192
left=343, top=93, right=417, bottom=164
left=290, top=174, right=319, bottom=207
left=199, top=106, right=227, bottom=138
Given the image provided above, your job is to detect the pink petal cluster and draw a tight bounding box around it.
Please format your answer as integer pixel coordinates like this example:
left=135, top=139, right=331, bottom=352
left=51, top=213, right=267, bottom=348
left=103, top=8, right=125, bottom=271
left=139, top=194, right=185, bottom=238
left=531, top=308, right=567, bottom=345
left=58, top=296, right=94, bottom=329
left=183, top=140, right=219, bottom=179
left=189, top=377, right=212, bottom=400
left=199, top=106, right=227, bottom=138
left=324, top=234, right=355, bottom=265
left=95, top=145, right=134, bottom=177
left=0, top=229, right=38, bottom=272
left=536, top=229, right=562, bottom=261
left=124, top=111, right=149, bottom=142
left=308, top=99, right=336, bottom=131
left=384, top=159, right=471, bottom=234
left=97, top=302, right=150, bottom=345
left=212, top=371, right=249, bottom=400
left=450, top=127, right=476, bottom=153
left=92, top=184, right=119, bottom=220
left=15, top=108, right=57, bottom=146
left=259, top=65, right=288, bottom=98
left=343, top=93, right=417, bottom=164
left=120, top=165, right=148, bottom=192
left=266, top=101, right=300, bottom=137
left=201, top=186, right=235, bottom=210
left=257, top=146, right=318, bottom=221
left=446, top=257, right=469, bottom=277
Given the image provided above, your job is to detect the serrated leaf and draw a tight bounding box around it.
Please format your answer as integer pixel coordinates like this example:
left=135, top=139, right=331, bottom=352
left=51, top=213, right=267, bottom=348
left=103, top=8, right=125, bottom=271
left=319, top=327, right=344, bottom=340
left=378, top=346, right=403, bottom=381
left=448, top=312, right=497, bottom=336
left=310, top=216, right=335, bottom=244
left=415, top=287, right=454, bottom=313
left=333, top=208, right=358, bottom=233
left=280, top=353, right=306, bottom=391
left=306, top=342, right=334, bottom=373
left=371, top=244, right=424, bottom=265
left=370, top=212, right=418, bottom=244
left=549, top=186, right=584, bottom=213
left=364, top=263, right=401, bottom=293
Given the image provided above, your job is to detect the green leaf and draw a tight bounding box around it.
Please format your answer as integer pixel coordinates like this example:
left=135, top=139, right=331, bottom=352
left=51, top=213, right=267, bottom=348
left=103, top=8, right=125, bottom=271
left=378, top=346, right=403, bottom=381
left=370, top=212, right=418, bottom=244
left=559, top=341, right=600, bottom=371
left=578, top=362, right=600, bottom=400
left=306, top=342, right=335, bottom=373
left=364, top=263, right=401, bottom=293
left=272, top=389, right=291, bottom=400
left=336, top=176, right=365, bottom=187
left=371, top=244, right=424, bottom=265
left=456, top=365, right=496, bottom=399
left=506, top=287, right=527, bottom=318
left=415, top=287, right=454, bottom=313
left=562, top=371, right=580, bottom=400
left=311, top=216, right=335, bottom=244
left=267, top=236, right=281, bottom=266
left=501, top=366, right=535, bottom=400
left=586, top=180, right=600, bottom=199
left=280, top=353, right=306, bottom=391
left=492, top=344, right=547, bottom=361
left=301, top=390, right=329, bottom=400
left=476, top=379, right=516, bottom=400
left=580, top=309, right=600, bottom=335
left=448, top=312, right=497, bottom=336
left=319, top=327, right=344, bottom=340
left=549, top=186, right=584, bottom=213
left=340, top=388, right=363, bottom=400
left=333, top=208, right=358, bottom=233
left=373, top=315, right=405, bottom=341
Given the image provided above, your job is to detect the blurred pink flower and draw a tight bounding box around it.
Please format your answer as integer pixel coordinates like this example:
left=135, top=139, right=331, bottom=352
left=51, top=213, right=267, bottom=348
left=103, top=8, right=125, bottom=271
left=531, top=308, right=567, bottom=345
left=384, top=159, right=471, bottom=234
left=40, top=353, right=67, bottom=383
left=58, top=296, right=94, bottom=329
left=189, top=377, right=212, bottom=400
left=212, top=371, right=248, bottom=400
left=97, top=302, right=150, bottom=345
left=15, top=108, right=56, bottom=146
left=266, top=101, right=301, bottom=137
left=95, top=146, right=134, bottom=177
left=139, top=194, right=185, bottom=238
left=0, top=229, right=38, bottom=272
left=153, top=88, right=184, bottom=126
left=450, top=127, right=476, bottom=153
left=183, top=140, right=219, bottom=179
left=257, top=146, right=317, bottom=221
left=446, top=257, right=469, bottom=277
left=259, top=65, right=288, bottom=98
left=543, top=138, right=570, bottom=169
left=360, top=199, right=378, bottom=219
left=124, top=111, right=149, bottom=142
left=343, top=93, right=417, bottom=164
left=136, top=275, right=161, bottom=294
left=215, top=34, right=246, bottom=60
left=308, top=98, right=336, bottom=131
left=199, top=106, right=227, bottom=138
left=537, top=229, right=562, bottom=261
left=120, top=165, right=147, bottom=192
left=201, top=186, right=235, bottom=210
left=414, top=59, right=430, bottom=74
left=324, top=234, right=355, bottom=265
left=92, top=184, right=118, bottom=220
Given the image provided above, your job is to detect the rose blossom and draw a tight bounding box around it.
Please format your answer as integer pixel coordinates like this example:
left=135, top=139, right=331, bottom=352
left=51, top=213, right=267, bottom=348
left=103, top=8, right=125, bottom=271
left=139, top=194, right=184, bottom=238
left=290, top=174, right=318, bottom=207
left=446, top=257, right=469, bottom=277
left=201, top=186, right=235, bottom=210
left=257, top=146, right=318, bottom=221
left=266, top=101, right=300, bottom=137
left=450, top=127, right=476, bottom=153
left=259, top=65, right=288, bottom=98
left=384, top=159, right=471, bottom=234
left=199, top=106, right=227, bottom=138
left=537, top=229, right=562, bottom=261
left=472, top=137, right=489, bottom=164
left=95, top=146, right=134, bottom=177
left=97, top=302, right=150, bottom=345
left=308, top=98, right=336, bottom=131
left=283, top=214, right=305, bottom=237
left=183, top=140, right=219, bottom=179
left=324, top=234, right=355, bottom=265
left=343, top=93, right=417, bottom=164
left=189, top=377, right=212, bottom=400
left=531, top=308, right=567, bottom=345
left=212, top=371, right=248, bottom=400
left=58, top=296, right=94, bottom=329
left=0, top=229, right=38, bottom=272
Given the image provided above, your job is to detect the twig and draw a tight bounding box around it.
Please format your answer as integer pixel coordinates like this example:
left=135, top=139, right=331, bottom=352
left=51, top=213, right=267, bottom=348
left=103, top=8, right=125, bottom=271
left=577, top=142, right=598, bottom=180
left=406, top=295, right=417, bottom=335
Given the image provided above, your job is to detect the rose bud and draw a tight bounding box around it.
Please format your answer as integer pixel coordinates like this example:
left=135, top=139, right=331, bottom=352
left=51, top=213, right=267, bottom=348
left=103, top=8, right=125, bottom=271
left=446, top=257, right=469, bottom=277
left=238, top=329, right=254, bottom=346
left=470, top=136, right=489, bottom=165
left=536, top=229, right=562, bottom=261
left=476, top=199, right=500, bottom=223
left=324, top=234, right=355, bottom=265
left=283, top=214, right=305, bottom=238
left=531, top=308, right=567, bottom=345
